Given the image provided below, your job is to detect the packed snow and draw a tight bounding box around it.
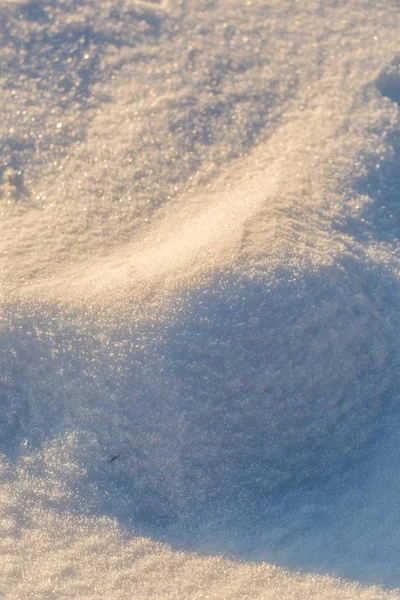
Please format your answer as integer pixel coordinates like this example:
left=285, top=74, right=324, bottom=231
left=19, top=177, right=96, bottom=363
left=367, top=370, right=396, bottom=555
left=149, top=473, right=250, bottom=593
left=1, top=0, right=400, bottom=598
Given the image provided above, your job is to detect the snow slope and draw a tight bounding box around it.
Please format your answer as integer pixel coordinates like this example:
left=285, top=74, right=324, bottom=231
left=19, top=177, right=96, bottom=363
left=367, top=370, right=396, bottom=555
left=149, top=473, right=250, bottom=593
left=1, top=0, right=400, bottom=597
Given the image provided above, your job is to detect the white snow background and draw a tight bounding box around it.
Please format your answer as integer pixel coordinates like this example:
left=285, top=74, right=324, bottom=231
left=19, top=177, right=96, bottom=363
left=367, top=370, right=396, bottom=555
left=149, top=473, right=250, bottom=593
left=1, top=0, right=400, bottom=597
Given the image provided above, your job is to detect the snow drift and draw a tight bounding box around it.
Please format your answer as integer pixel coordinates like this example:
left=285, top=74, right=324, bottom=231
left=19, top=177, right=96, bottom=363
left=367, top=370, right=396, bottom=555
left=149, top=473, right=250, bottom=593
left=1, top=0, right=400, bottom=597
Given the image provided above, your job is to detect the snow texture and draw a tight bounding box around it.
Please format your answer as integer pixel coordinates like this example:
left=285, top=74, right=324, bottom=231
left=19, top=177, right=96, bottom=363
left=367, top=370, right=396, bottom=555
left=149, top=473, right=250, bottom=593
left=1, top=0, right=400, bottom=598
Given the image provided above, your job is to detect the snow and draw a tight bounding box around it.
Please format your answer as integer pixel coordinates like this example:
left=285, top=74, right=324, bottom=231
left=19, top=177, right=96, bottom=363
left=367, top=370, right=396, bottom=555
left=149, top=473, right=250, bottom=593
left=1, top=0, right=400, bottom=597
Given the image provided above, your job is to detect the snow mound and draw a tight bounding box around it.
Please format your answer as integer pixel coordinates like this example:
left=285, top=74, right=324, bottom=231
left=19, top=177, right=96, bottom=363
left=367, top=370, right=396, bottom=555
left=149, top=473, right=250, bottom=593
left=2, top=256, right=398, bottom=526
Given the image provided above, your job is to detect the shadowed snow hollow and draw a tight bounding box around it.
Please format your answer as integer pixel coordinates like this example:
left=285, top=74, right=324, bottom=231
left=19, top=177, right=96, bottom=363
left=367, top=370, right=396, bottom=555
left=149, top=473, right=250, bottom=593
left=1, top=257, right=398, bottom=526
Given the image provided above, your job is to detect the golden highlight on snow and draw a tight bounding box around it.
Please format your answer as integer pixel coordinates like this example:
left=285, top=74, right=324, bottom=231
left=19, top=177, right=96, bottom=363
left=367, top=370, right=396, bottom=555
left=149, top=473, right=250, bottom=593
left=1, top=0, right=400, bottom=598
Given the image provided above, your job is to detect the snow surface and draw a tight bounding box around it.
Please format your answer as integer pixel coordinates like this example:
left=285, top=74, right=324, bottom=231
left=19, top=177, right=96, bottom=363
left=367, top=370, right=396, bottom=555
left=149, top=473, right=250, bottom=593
left=1, top=0, right=400, bottom=597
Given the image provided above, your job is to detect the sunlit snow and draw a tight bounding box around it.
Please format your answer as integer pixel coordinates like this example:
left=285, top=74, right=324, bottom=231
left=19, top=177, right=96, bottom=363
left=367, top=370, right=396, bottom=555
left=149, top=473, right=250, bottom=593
left=1, top=0, right=400, bottom=598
